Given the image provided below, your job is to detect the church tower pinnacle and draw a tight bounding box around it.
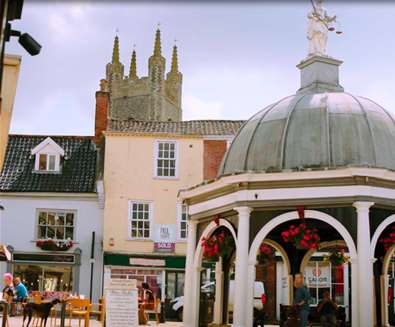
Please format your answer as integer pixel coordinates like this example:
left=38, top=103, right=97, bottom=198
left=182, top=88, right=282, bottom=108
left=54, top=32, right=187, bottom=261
left=129, top=48, right=137, bottom=80
left=106, top=34, right=124, bottom=84
left=112, top=35, right=120, bottom=64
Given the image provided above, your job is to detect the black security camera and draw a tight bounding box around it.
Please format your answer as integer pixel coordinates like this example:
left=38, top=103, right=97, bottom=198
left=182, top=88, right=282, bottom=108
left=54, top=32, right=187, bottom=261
left=5, top=22, right=41, bottom=56
left=18, top=33, right=41, bottom=56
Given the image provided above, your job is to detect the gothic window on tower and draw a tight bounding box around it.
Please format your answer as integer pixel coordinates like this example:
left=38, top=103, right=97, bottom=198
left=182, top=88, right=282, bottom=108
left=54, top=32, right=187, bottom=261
left=154, top=140, right=178, bottom=178
left=129, top=200, right=152, bottom=239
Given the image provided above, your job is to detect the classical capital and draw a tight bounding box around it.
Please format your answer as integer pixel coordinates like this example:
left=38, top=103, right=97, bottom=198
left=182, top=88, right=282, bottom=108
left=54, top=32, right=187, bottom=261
left=234, top=206, right=253, bottom=217
left=353, top=201, right=374, bottom=212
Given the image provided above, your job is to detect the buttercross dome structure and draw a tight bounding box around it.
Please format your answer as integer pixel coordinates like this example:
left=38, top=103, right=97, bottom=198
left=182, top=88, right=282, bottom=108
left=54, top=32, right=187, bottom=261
left=179, top=3, right=395, bottom=327
left=220, top=56, right=395, bottom=175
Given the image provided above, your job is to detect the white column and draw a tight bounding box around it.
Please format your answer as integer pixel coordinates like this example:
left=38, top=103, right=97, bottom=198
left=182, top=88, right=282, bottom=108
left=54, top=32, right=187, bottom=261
left=183, top=219, right=198, bottom=327
left=233, top=206, right=252, bottom=327
left=245, top=260, right=257, bottom=327
left=350, top=259, right=359, bottom=327
left=353, top=201, right=375, bottom=327
left=213, top=257, right=224, bottom=324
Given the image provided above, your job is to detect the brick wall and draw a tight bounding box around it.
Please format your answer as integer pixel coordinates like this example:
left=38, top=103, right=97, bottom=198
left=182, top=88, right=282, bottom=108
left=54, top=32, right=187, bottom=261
left=203, top=140, right=227, bottom=180
left=95, top=91, right=109, bottom=145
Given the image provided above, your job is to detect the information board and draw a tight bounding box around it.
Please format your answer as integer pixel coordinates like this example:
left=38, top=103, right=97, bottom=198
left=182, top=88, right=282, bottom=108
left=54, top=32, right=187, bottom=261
left=105, top=278, right=138, bottom=327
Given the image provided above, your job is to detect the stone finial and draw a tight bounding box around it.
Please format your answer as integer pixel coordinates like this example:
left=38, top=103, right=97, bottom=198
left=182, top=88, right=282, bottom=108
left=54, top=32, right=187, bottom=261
left=153, top=28, right=162, bottom=57
left=112, top=35, right=120, bottom=64
left=129, top=49, right=137, bottom=80
left=170, top=44, right=179, bottom=74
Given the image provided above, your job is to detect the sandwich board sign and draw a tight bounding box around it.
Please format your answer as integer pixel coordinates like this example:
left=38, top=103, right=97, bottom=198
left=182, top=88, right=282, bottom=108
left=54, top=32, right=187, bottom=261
left=105, top=277, right=138, bottom=327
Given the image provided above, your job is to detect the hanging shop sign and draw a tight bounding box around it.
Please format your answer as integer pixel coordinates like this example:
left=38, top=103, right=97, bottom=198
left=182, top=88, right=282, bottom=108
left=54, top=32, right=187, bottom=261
left=153, top=224, right=176, bottom=253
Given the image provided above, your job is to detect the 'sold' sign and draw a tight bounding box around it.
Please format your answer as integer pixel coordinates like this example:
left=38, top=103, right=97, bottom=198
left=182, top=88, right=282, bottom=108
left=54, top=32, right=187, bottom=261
left=153, top=224, right=176, bottom=253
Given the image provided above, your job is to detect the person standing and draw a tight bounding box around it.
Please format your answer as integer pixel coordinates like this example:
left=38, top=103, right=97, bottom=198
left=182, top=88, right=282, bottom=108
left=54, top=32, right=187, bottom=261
left=293, top=273, right=310, bottom=327
left=2, top=273, right=15, bottom=316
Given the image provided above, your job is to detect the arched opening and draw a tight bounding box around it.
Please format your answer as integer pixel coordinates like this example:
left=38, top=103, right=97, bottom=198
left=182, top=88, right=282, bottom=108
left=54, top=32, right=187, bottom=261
left=248, top=210, right=357, bottom=327
left=300, top=240, right=350, bottom=323
left=192, top=219, right=237, bottom=327
left=371, top=217, right=395, bottom=327
left=253, top=239, right=291, bottom=323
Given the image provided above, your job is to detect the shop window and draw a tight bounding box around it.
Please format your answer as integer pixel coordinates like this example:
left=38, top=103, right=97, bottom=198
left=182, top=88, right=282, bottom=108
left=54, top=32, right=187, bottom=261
left=109, top=267, right=162, bottom=299
left=177, top=204, right=188, bottom=240
left=13, top=264, right=73, bottom=292
left=166, top=271, right=185, bottom=300
left=37, top=210, right=75, bottom=240
left=305, top=261, right=347, bottom=306
left=129, top=201, right=152, bottom=239
left=154, top=140, right=178, bottom=178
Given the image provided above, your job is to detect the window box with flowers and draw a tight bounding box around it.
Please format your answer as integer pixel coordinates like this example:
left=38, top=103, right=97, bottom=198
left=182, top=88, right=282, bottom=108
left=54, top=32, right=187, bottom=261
left=36, top=239, right=73, bottom=251
left=201, top=230, right=235, bottom=262
left=281, top=223, right=320, bottom=250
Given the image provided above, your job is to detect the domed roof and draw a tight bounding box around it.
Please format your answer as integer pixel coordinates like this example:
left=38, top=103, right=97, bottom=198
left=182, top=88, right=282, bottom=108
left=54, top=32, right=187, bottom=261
left=220, top=90, right=395, bottom=176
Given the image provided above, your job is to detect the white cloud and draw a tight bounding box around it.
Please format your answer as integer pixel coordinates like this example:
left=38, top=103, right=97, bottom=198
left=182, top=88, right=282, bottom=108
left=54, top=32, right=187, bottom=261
left=183, top=94, right=225, bottom=120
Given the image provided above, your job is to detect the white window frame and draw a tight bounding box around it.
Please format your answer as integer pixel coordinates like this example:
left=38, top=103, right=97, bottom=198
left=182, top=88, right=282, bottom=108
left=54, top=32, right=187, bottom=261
left=35, top=153, right=60, bottom=172
left=128, top=200, right=153, bottom=240
left=153, top=140, right=179, bottom=179
left=177, top=203, right=188, bottom=241
left=36, top=209, right=76, bottom=241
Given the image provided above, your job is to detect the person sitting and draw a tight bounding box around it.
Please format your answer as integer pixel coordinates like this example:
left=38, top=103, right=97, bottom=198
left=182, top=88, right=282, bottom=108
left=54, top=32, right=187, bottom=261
left=317, top=291, right=337, bottom=327
left=14, top=277, right=28, bottom=302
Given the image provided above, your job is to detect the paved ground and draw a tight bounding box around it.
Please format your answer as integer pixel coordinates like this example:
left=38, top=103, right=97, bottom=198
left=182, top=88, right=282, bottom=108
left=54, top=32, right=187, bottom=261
left=6, top=316, right=280, bottom=327
left=7, top=316, right=185, bottom=326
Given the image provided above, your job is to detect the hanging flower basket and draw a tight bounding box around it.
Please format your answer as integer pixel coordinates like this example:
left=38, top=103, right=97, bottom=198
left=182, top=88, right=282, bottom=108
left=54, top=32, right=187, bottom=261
left=201, top=230, right=234, bottom=262
left=379, top=225, right=395, bottom=251
left=36, top=239, right=73, bottom=251
left=257, top=244, right=275, bottom=265
left=281, top=223, right=320, bottom=250
left=323, top=248, right=349, bottom=266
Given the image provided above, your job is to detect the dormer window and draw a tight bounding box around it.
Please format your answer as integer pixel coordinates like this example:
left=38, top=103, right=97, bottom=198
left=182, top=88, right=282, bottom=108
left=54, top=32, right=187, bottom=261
left=39, top=154, right=56, bottom=171
left=31, top=137, right=64, bottom=173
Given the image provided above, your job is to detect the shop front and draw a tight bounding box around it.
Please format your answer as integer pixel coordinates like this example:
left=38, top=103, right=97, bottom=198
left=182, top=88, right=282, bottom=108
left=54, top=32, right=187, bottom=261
left=10, top=251, right=80, bottom=295
left=103, top=252, right=185, bottom=318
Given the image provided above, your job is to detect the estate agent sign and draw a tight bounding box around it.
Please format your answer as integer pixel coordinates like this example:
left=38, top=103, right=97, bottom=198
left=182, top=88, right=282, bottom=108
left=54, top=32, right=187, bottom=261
left=153, top=224, right=176, bottom=253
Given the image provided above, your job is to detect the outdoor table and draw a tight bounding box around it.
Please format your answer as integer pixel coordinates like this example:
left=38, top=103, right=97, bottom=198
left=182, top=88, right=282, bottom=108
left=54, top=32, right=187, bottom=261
left=0, top=300, right=8, bottom=327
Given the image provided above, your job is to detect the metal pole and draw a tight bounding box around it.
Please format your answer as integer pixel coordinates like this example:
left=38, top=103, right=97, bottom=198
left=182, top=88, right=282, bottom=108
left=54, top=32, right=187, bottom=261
left=89, top=231, right=95, bottom=300
left=59, top=301, right=66, bottom=327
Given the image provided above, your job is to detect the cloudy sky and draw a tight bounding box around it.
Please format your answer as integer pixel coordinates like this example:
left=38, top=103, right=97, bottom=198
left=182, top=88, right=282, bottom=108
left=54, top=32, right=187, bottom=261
left=6, top=1, right=395, bottom=135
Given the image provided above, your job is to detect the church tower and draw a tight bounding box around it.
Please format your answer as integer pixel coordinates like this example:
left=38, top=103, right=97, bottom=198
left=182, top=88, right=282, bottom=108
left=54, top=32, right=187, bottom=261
left=99, top=29, right=183, bottom=123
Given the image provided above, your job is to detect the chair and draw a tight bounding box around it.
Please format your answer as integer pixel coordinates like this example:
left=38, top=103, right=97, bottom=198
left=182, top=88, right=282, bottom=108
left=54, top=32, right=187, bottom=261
left=68, top=298, right=91, bottom=327
left=90, top=297, right=105, bottom=324
left=143, top=296, right=160, bottom=325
